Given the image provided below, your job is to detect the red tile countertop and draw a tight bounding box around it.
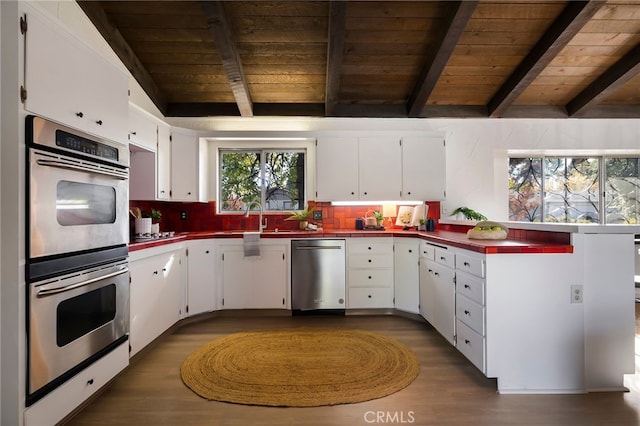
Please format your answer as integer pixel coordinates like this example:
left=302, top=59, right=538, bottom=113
left=129, top=229, right=573, bottom=254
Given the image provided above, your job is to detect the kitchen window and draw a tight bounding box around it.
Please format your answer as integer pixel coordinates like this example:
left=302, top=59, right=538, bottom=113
left=509, top=156, right=640, bottom=224
left=218, top=149, right=306, bottom=213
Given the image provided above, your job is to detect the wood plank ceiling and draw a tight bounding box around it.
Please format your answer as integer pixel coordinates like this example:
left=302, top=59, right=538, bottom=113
left=77, top=0, right=640, bottom=119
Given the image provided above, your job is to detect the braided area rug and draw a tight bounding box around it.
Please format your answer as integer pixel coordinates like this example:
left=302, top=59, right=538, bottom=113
left=180, top=328, right=420, bottom=407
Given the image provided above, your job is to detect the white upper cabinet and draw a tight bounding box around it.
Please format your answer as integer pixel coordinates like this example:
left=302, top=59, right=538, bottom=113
left=401, top=136, right=446, bottom=201
left=358, top=136, right=402, bottom=200
left=170, top=127, right=208, bottom=202
left=156, top=122, right=172, bottom=200
left=316, top=136, right=402, bottom=201
left=316, top=137, right=360, bottom=201
left=128, top=103, right=158, bottom=152
left=23, top=7, right=128, bottom=144
left=316, top=134, right=444, bottom=202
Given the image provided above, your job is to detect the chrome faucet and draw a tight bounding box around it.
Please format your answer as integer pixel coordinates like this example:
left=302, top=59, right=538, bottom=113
left=244, top=201, right=267, bottom=232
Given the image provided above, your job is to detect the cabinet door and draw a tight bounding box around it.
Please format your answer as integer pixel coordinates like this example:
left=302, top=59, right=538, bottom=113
left=157, top=251, right=185, bottom=332
left=221, top=248, right=287, bottom=309
left=394, top=240, right=419, bottom=313
left=401, top=136, right=446, bottom=201
left=24, top=9, right=85, bottom=131
left=433, top=262, right=456, bottom=345
left=187, top=243, right=216, bottom=316
left=316, top=137, right=359, bottom=201
left=129, top=148, right=157, bottom=201
left=129, top=103, right=158, bottom=151
left=83, top=54, right=128, bottom=144
left=156, top=122, right=171, bottom=200
left=358, top=137, right=402, bottom=200
left=129, top=255, right=163, bottom=356
left=170, top=128, right=199, bottom=201
left=419, top=259, right=436, bottom=323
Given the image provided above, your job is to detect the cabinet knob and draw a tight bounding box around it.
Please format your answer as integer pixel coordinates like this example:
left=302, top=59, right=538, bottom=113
left=464, top=261, right=470, bottom=267
left=368, top=276, right=372, bottom=279
left=160, top=190, right=165, bottom=194
left=464, top=339, right=470, bottom=345
left=464, top=284, right=470, bottom=289
left=87, top=379, right=94, bottom=385
left=153, top=271, right=158, bottom=275
left=363, top=191, right=368, bottom=195
left=187, top=192, right=192, bottom=195
left=131, top=131, right=137, bottom=135
left=76, top=112, right=84, bottom=118
left=96, top=120, right=103, bottom=126
left=368, top=247, right=372, bottom=250
left=368, top=294, right=372, bottom=298
left=407, top=191, right=411, bottom=195
left=440, top=256, right=446, bottom=260
left=464, top=310, right=470, bottom=315
left=351, top=191, right=355, bottom=195
left=434, top=272, right=439, bottom=276
left=408, top=249, right=412, bottom=253
left=205, top=250, right=210, bottom=254
left=162, top=268, right=167, bottom=272
left=368, top=259, right=372, bottom=263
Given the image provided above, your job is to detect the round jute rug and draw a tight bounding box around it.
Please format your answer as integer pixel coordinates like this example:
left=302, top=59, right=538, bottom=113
left=180, top=328, right=420, bottom=407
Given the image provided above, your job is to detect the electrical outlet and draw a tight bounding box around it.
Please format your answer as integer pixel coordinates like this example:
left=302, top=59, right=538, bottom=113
left=180, top=210, right=188, bottom=220
left=313, top=210, right=322, bottom=220
left=570, top=285, right=583, bottom=304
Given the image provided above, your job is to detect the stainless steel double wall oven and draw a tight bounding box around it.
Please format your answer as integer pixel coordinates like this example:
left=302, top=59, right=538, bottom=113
left=25, top=115, right=130, bottom=405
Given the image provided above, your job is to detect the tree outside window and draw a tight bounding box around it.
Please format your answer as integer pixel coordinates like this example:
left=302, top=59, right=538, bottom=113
left=509, top=156, right=639, bottom=224
left=219, top=149, right=305, bottom=212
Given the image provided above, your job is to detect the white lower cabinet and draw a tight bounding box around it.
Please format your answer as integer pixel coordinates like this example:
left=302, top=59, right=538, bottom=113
left=129, top=245, right=186, bottom=356
left=454, top=250, right=487, bottom=374
left=394, top=239, right=420, bottom=313
left=429, top=257, right=456, bottom=345
left=186, top=241, right=217, bottom=316
left=24, top=342, right=128, bottom=426
left=347, top=238, right=395, bottom=309
left=220, top=243, right=288, bottom=309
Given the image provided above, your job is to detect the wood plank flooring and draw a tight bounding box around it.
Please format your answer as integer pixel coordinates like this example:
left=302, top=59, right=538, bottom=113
left=64, top=307, right=640, bottom=426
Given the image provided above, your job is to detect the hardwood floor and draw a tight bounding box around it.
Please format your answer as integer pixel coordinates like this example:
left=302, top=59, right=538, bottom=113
left=64, top=307, right=640, bottom=426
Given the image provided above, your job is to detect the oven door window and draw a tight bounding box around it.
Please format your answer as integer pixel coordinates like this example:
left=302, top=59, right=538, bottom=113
left=56, top=180, right=116, bottom=225
left=56, top=284, right=117, bottom=347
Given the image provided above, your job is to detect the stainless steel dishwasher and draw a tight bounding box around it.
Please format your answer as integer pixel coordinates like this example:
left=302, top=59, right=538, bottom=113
left=291, top=239, right=346, bottom=313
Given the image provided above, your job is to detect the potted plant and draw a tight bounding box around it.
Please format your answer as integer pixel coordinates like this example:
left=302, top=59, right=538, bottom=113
left=450, top=207, right=487, bottom=221
left=285, top=205, right=313, bottom=230
left=418, top=218, right=426, bottom=231
left=373, top=211, right=384, bottom=227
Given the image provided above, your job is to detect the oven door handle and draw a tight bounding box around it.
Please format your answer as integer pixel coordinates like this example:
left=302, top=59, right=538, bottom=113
left=37, top=268, right=129, bottom=297
left=36, top=158, right=128, bottom=180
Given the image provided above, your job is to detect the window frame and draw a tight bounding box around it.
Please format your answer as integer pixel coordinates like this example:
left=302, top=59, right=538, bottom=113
left=210, top=138, right=315, bottom=215
left=508, top=154, right=640, bottom=225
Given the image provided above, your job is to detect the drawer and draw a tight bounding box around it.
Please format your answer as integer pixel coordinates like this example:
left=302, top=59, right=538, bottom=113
left=349, top=253, right=394, bottom=269
left=456, top=252, right=485, bottom=278
left=456, top=319, right=486, bottom=374
left=434, top=248, right=455, bottom=268
left=348, top=287, right=394, bottom=309
left=456, top=271, right=485, bottom=305
left=456, top=294, right=485, bottom=335
left=419, top=241, right=435, bottom=260
left=24, top=341, right=129, bottom=426
left=348, top=238, right=394, bottom=255
left=349, top=268, right=393, bottom=288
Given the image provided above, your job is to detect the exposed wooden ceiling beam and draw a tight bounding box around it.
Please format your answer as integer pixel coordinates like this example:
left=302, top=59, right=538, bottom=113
left=567, top=43, right=640, bottom=117
left=76, top=1, right=168, bottom=115
left=487, top=0, right=605, bottom=118
left=201, top=1, right=253, bottom=117
left=407, top=0, right=478, bottom=118
left=325, top=1, right=347, bottom=116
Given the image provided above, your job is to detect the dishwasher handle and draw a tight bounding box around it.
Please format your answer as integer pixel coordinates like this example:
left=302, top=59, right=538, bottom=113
left=295, top=245, right=344, bottom=250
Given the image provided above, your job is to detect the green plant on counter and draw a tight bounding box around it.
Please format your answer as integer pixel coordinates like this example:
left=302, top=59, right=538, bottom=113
left=450, top=207, right=487, bottom=221
left=372, top=211, right=384, bottom=221
left=143, top=209, right=162, bottom=223
left=285, top=205, right=312, bottom=221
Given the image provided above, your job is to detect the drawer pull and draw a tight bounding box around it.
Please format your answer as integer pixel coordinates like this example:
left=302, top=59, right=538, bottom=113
left=464, top=261, right=470, bottom=267
left=428, top=269, right=433, bottom=273
left=368, top=259, right=372, bottom=263
left=408, top=249, right=412, bottom=253
left=368, top=276, right=372, bottom=279
left=368, top=294, right=372, bottom=298
left=87, top=379, right=94, bottom=385
left=368, top=247, right=372, bottom=250
left=96, top=120, right=103, bottom=126
left=464, top=339, right=470, bottom=345
left=440, top=256, right=446, bottom=260
left=434, top=272, right=440, bottom=276
left=76, top=111, right=84, bottom=118
left=464, top=310, right=470, bottom=315
left=464, top=284, right=470, bottom=289
left=153, top=271, right=158, bottom=275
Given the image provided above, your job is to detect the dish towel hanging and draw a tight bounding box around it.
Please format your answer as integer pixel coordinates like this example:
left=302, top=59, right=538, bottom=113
left=243, top=232, right=261, bottom=257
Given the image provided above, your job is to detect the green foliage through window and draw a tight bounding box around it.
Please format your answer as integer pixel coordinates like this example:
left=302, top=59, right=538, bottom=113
left=509, top=156, right=640, bottom=224
left=219, top=149, right=306, bottom=212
